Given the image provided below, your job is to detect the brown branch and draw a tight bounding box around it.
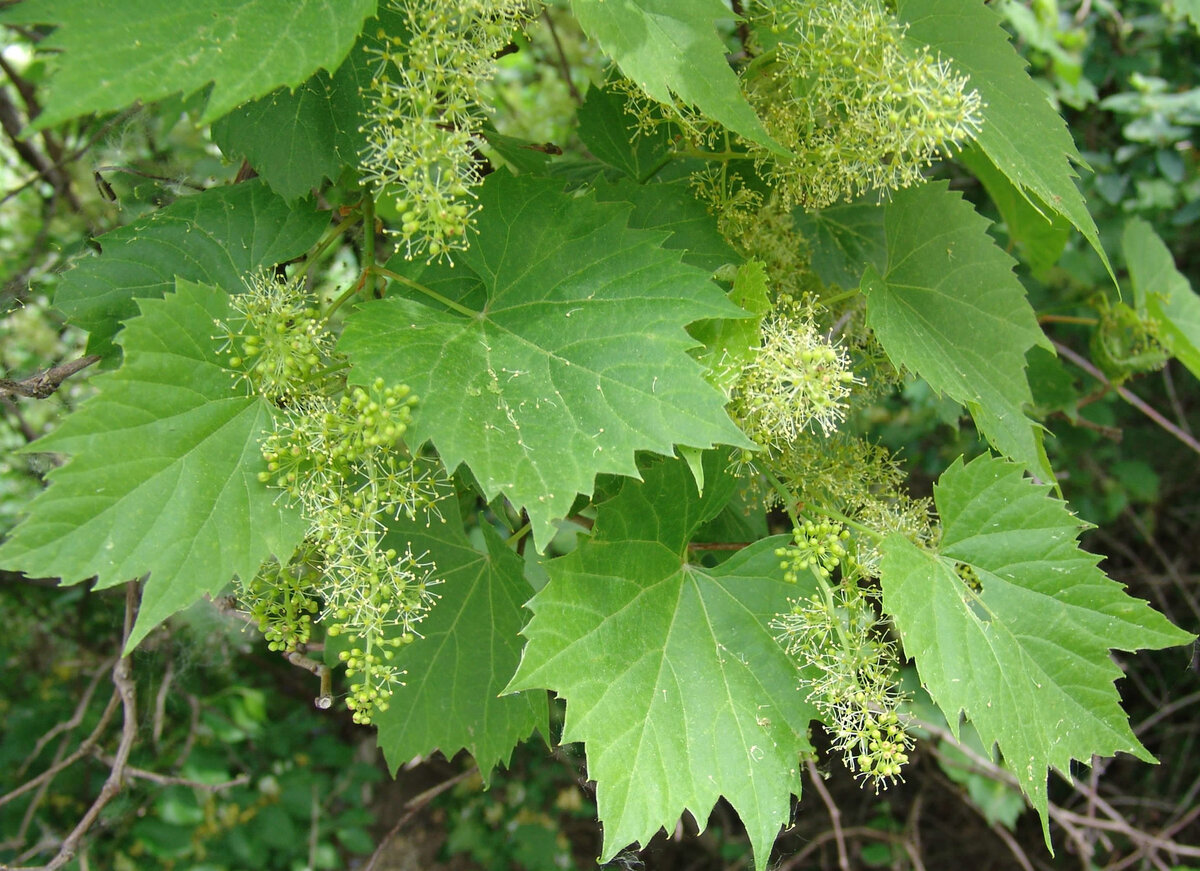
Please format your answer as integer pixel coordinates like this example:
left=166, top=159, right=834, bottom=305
left=15, top=656, right=115, bottom=780
left=1, top=105, right=141, bottom=207
left=1053, top=340, right=1200, bottom=458
left=776, top=825, right=921, bottom=870
left=91, top=754, right=250, bottom=792
left=361, top=766, right=478, bottom=871
left=1, top=396, right=39, bottom=442
left=540, top=7, right=582, bottom=104
left=805, top=760, right=850, bottom=871
left=1, top=355, right=101, bottom=400
left=0, top=691, right=120, bottom=811
left=3, top=585, right=142, bottom=871
left=285, top=650, right=334, bottom=709
left=151, top=653, right=174, bottom=749
left=0, top=54, right=39, bottom=116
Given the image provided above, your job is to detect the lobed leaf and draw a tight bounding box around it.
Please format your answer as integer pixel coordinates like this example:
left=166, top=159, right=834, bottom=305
left=211, top=44, right=371, bottom=202
left=959, top=145, right=1071, bottom=274
left=593, top=177, right=740, bottom=274
left=0, top=280, right=307, bottom=651
left=570, top=0, right=780, bottom=152
left=578, top=84, right=678, bottom=183
left=896, top=0, right=1112, bottom=278
left=53, top=181, right=328, bottom=357
left=371, top=505, right=546, bottom=784
left=879, top=455, right=1194, bottom=840
left=792, top=199, right=887, bottom=291
left=341, top=172, right=752, bottom=550
left=1124, top=217, right=1200, bottom=380
left=860, top=181, right=1052, bottom=479
left=4, top=0, right=376, bottom=128
left=507, top=456, right=816, bottom=870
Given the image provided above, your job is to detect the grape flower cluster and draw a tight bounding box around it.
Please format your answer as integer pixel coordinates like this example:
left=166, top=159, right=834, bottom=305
left=218, top=275, right=446, bottom=725
left=772, top=540, right=913, bottom=789
left=743, top=0, right=984, bottom=208
left=360, top=0, right=535, bottom=260
left=731, top=310, right=861, bottom=451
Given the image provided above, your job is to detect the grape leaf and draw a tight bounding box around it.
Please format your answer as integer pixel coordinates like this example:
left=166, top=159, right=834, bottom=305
left=792, top=199, right=887, bottom=291
left=578, top=84, right=677, bottom=183
left=959, top=145, right=1071, bottom=274
left=371, top=504, right=546, bottom=784
left=895, top=0, right=1112, bottom=278
left=0, top=280, right=306, bottom=652
left=594, top=177, right=740, bottom=274
left=506, top=456, right=816, bottom=870
left=211, top=43, right=370, bottom=202
left=689, top=259, right=770, bottom=394
left=570, top=0, right=779, bottom=152
left=879, top=454, right=1194, bottom=840
left=860, top=181, right=1052, bottom=479
left=1169, top=0, right=1200, bottom=32
left=1124, top=217, right=1200, bottom=380
left=53, top=181, right=328, bottom=357
left=4, top=0, right=376, bottom=129
left=340, top=172, right=753, bottom=550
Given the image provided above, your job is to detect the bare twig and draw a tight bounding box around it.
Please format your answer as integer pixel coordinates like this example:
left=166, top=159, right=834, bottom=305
left=776, top=825, right=918, bottom=870
left=1, top=106, right=141, bottom=207
left=152, top=654, right=175, bottom=749
left=361, top=766, right=478, bottom=871
left=990, top=818, right=1036, bottom=871
left=0, top=355, right=101, bottom=400
left=0, top=86, right=79, bottom=211
left=0, top=691, right=120, bottom=810
left=172, top=694, right=202, bottom=771
left=4, top=657, right=118, bottom=854
left=1, top=396, right=38, bottom=442
left=1119, top=503, right=1200, bottom=625
left=540, top=8, right=582, bottom=104
left=91, top=755, right=250, bottom=792
left=1160, top=364, right=1194, bottom=436
left=0, top=54, right=39, bottom=115
left=15, top=657, right=115, bottom=780
left=4, top=585, right=142, bottom=871
left=1053, top=341, right=1200, bottom=458
left=805, top=760, right=850, bottom=871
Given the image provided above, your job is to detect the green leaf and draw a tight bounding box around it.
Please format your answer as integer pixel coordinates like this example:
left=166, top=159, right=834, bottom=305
left=506, top=456, right=816, bottom=870
left=569, top=0, right=779, bottom=152
left=577, top=84, right=676, bottom=182
left=959, top=145, right=1071, bottom=274
left=53, top=181, right=329, bottom=357
left=340, top=172, right=752, bottom=550
left=1124, top=217, right=1200, bottom=379
left=593, top=177, right=740, bottom=274
left=792, top=199, right=886, bottom=290
left=373, top=505, right=546, bottom=784
left=689, top=259, right=770, bottom=394
left=879, top=455, right=1193, bottom=840
left=211, top=45, right=370, bottom=202
left=1166, top=0, right=1200, bottom=32
left=4, top=0, right=377, bottom=128
left=896, top=0, right=1111, bottom=278
left=860, top=181, right=1051, bottom=479
left=0, top=280, right=306, bottom=651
